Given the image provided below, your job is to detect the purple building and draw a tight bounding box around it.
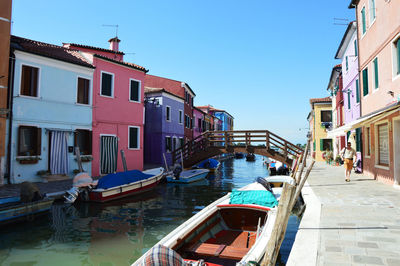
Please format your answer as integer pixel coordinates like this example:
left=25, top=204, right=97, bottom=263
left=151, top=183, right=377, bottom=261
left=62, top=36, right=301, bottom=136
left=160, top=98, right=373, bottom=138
left=144, top=87, right=184, bottom=166
left=335, top=21, right=362, bottom=165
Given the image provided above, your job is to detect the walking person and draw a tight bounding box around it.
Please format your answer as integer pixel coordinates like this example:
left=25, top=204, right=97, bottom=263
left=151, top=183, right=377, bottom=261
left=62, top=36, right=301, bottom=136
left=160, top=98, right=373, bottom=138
left=341, top=142, right=357, bottom=182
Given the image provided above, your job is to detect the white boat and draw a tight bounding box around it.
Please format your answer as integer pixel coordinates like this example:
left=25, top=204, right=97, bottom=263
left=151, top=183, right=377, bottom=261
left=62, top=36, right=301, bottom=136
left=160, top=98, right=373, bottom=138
left=166, top=168, right=210, bottom=183
left=132, top=180, right=278, bottom=266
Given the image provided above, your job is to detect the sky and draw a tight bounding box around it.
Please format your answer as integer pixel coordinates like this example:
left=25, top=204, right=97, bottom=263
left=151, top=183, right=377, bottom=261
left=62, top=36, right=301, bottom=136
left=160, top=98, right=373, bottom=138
left=11, top=0, right=355, bottom=145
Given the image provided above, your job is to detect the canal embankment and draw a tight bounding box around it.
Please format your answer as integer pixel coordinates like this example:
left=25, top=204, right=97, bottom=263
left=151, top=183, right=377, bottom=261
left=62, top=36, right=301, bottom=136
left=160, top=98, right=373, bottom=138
left=287, top=160, right=400, bottom=266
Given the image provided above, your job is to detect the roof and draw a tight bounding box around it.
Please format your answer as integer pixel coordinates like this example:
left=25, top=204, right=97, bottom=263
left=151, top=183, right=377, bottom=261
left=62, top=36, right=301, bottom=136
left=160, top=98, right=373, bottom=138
left=309, top=97, right=332, bottom=107
left=94, top=54, right=148, bottom=73
left=196, top=105, right=234, bottom=118
left=335, top=21, right=357, bottom=59
left=348, top=0, right=359, bottom=8
left=144, top=87, right=184, bottom=100
left=108, top=37, right=121, bottom=43
left=11, top=35, right=94, bottom=68
left=63, top=42, right=124, bottom=55
left=327, top=65, right=342, bottom=91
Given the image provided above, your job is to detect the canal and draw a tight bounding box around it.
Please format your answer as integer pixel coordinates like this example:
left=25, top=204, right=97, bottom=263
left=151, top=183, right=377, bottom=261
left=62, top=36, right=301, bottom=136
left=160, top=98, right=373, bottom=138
left=0, top=155, right=301, bottom=265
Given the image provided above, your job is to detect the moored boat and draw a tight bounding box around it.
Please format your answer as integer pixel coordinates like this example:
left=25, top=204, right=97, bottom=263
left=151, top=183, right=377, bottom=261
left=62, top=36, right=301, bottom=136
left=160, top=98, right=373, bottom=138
left=234, top=152, right=244, bottom=159
left=245, top=153, right=255, bottom=161
left=132, top=180, right=278, bottom=266
left=166, top=168, right=210, bottom=184
left=195, top=158, right=221, bottom=172
left=65, top=167, right=165, bottom=203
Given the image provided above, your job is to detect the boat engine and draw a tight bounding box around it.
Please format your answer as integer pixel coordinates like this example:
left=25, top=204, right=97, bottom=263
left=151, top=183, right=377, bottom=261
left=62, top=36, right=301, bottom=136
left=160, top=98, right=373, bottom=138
left=172, top=163, right=182, bottom=179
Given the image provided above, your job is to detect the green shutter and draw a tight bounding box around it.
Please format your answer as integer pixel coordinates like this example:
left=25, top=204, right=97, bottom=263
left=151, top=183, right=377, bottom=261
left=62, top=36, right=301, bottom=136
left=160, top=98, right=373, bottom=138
left=347, top=91, right=351, bottom=110
left=361, top=7, right=366, bottom=34
left=356, top=79, right=360, bottom=103
left=320, top=139, right=324, bottom=151
left=346, top=56, right=348, bottom=71
left=354, top=39, right=358, bottom=57
left=362, top=68, right=369, bottom=96
left=356, top=128, right=361, bottom=152
left=313, top=141, right=316, bottom=151
left=373, top=58, right=379, bottom=89
left=397, top=39, right=400, bottom=75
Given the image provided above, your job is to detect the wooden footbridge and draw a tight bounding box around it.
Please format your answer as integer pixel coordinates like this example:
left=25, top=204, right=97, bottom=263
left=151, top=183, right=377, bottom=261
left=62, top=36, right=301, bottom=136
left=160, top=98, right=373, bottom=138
left=172, top=130, right=303, bottom=168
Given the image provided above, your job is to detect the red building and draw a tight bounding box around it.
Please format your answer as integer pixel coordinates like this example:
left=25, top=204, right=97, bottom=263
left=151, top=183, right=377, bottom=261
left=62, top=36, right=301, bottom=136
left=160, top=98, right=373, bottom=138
left=145, top=75, right=195, bottom=142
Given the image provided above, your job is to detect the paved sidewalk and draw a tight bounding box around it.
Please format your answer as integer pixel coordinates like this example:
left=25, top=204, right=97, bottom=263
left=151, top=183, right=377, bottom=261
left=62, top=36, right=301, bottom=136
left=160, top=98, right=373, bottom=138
left=288, top=161, right=400, bottom=266
left=0, top=179, right=72, bottom=198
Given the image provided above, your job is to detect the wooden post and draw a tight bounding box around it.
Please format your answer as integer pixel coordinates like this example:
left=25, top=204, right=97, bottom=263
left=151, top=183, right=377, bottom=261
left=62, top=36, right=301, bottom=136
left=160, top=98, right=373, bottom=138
left=295, top=139, right=310, bottom=184
left=266, top=131, right=270, bottom=150
left=289, top=160, right=315, bottom=211
left=75, top=146, right=83, bottom=173
left=180, top=151, right=184, bottom=170
left=120, top=150, right=128, bottom=172
left=261, top=183, right=296, bottom=266
left=224, top=131, right=228, bottom=149
left=163, top=153, right=169, bottom=172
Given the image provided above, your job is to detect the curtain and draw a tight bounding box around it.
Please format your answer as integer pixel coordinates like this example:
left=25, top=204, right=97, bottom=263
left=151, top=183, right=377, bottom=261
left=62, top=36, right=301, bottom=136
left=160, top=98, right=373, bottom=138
left=50, top=131, right=69, bottom=175
left=100, top=136, right=118, bottom=174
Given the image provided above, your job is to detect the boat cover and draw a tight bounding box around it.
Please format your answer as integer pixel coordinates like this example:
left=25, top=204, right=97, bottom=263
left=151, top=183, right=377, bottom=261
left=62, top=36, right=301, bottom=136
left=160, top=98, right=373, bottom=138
left=97, top=170, right=153, bottom=189
left=229, top=190, right=278, bottom=208
left=197, top=158, right=219, bottom=169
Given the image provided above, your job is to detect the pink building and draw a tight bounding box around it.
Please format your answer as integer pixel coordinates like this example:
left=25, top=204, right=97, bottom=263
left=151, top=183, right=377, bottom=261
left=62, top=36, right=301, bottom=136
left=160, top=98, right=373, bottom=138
left=64, top=38, right=148, bottom=176
left=193, top=107, right=205, bottom=139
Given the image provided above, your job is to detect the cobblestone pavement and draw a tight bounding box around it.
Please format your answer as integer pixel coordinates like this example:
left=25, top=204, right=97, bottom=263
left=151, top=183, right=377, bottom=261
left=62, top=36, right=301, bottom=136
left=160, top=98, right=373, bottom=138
left=307, top=161, right=400, bottom=266
left=0, top=179, right=72, bottom=198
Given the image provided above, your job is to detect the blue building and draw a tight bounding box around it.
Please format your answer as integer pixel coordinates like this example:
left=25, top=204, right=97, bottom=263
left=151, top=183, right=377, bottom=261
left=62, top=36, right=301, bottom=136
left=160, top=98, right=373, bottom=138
left=8, top=36, right=95, bottom=183
left=197, top=105, right=234, bottom=131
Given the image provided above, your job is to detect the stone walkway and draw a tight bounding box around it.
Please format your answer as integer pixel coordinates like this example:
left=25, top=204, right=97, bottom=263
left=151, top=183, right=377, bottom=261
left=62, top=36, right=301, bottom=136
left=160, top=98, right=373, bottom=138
left=288, top=161, right=400, bottom=266
left=0, top=179, right=72, bottom=198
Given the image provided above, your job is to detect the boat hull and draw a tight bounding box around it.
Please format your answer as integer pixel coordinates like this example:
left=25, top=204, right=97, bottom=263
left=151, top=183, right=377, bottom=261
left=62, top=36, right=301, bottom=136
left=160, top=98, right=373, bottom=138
left=0, top=197, right=54, bottom=225
left=166, top=169, right=210, bottom=183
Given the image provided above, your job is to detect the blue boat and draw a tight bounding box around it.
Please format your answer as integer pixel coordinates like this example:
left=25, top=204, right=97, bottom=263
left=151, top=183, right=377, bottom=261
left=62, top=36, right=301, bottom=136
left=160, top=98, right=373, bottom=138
left=195, top=158, right=221, bottom=172
left=0, top=196, right=54, bottom=225
left=166, top=169, right=210, bottom=183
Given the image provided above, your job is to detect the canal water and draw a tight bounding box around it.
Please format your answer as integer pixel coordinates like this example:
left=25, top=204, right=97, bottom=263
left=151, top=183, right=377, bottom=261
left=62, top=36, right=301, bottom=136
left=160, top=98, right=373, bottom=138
left=0, top=155, right=301, bottom=266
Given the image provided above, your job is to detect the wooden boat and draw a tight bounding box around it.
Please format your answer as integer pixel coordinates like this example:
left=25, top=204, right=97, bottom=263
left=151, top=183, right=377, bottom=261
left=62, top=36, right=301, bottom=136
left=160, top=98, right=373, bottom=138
left=234, top=152, right=244, bottom=159
left=246, top=153, right=255, bottom=161
left=132, top=181, right=278, bottom=266
left=0, top=196, right=54, bottom=225
left=195, top=158, right=221, bottom=172
left=72, top=167, right=165, bottom=203
left=166, top=168, right=210, bottom=184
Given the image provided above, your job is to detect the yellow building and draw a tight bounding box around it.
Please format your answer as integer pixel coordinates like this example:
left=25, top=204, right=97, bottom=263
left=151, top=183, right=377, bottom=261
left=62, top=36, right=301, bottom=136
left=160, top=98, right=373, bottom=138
left=309, top=97, right=333, bottom=162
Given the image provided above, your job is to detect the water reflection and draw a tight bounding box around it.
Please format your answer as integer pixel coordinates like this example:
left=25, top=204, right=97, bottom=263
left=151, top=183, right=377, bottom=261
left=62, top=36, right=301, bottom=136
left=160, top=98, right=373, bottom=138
left=0, top=155, right=300, bottom=265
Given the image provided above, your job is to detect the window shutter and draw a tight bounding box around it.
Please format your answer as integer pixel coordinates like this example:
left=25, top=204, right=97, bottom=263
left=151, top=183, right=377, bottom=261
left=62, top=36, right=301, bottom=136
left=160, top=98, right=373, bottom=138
left=361, top=7, right=366, bottom=34
left=36, top=127, right=41, bottom=155
left=347, top=91, right=351, bottom=110
left=356, top=128, right=361, bottom=152
left=397, top=39, right=400, bottom=75
left=345, top=56, right=348, bottom=71
left=17, top=126, right=22, bottom=156
left=354, top=39, right=358, bottom=57
left=378, top=124, right=389, bottom=165
left=373, top=58, right=379, bottom=89
left=355, top=79, right=360, bottom=103
left=320, top=139, right=324, bottom=151
left=362, top=68, right=369, bottom=96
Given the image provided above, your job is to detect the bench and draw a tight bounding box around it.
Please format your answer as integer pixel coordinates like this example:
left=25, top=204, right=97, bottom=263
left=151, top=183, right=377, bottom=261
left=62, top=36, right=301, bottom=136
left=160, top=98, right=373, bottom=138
left=189, top=243, right=226, bottom=257
left=219, top=246, right=250, bottom=260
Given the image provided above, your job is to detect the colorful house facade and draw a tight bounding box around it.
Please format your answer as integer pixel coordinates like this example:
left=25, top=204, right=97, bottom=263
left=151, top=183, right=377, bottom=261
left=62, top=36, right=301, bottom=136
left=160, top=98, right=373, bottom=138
left=8, top=36, right=95, bottom=183
left=349, top=0, right=400, bottom=185
left=145, top=75, right=195, bottom=143
left=309, top=97, right=333, bottom=162
left=193, top=107, right=205, bottom=139
left=144, top=87, right=184, bottom=166
left=197, top=105, right=234, bottom=131
left=65, top=38, right=147, bottom=176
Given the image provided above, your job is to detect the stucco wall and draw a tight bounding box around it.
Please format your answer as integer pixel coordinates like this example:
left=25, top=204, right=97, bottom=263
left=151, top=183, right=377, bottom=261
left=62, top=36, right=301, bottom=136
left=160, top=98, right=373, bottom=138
left=314, top=103, right=332, bottom=162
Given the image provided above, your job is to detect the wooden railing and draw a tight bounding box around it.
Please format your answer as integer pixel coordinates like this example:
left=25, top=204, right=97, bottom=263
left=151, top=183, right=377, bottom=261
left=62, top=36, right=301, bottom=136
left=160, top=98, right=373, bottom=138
left=172, top=130, right=303, bottom=167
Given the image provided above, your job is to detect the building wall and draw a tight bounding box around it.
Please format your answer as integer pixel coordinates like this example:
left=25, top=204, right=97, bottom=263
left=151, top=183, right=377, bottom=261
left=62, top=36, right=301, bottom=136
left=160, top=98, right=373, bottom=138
left=91, top=57, right=145, bottom=176
left=314, top=103, right=332, bottom=162
left=193, top=108, right=204, bottom=139
left=357, top=0, right=400, bottom=116
left=10, top=51, right=94, bottom=183
left=0, top=0, right=12, bottom=184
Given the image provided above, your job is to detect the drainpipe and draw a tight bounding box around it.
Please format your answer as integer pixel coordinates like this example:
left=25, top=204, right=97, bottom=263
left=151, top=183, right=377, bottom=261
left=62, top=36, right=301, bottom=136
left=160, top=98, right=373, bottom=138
left=6, top=49, right=15, bottom=184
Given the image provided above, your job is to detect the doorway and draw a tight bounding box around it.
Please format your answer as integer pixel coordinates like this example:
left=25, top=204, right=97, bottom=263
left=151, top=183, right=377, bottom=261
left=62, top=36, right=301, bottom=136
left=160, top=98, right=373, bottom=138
left=393, top=119, right=400, bottom=185
left=100, top=135, right=118, bottom=174
left=48, top=130, right=69, bottom=175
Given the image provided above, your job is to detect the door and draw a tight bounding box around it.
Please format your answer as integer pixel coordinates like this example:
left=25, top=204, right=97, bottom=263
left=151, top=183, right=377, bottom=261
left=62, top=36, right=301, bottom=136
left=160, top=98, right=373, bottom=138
left=394, top=120, right=400, bottom=185
left=49, top=131, right=69, bottom=175
left=100, top=136, right=118, bottom=174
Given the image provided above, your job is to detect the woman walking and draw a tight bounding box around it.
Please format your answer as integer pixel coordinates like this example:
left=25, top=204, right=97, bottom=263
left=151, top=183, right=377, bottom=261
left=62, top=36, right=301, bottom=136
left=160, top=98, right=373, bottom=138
left=341, top=142, right=357, bottom=182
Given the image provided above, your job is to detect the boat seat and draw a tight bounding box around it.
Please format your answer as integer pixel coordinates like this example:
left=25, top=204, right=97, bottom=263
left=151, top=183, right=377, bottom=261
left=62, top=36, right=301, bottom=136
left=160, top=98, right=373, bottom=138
left=219, top=246, right=250, bottom=260
left=188, top=243, right=226, bottom=257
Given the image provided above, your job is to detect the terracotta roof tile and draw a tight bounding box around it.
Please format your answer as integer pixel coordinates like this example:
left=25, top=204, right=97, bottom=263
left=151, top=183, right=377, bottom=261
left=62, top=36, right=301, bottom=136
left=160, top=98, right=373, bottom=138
left=144, top=86, right=184, bottom=100
left=94, top=54, right=148, bottom=73
left=11, top=35, right=94, bottom=68
left=63, top=42, right=124, bottom=55
left=309, top=97, right=332, bottom=104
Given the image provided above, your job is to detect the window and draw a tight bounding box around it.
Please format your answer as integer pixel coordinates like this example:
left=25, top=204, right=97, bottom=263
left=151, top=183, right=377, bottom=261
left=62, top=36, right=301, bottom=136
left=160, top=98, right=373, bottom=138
left=369, top=0, right=376, bottom=23
left=320, top=139, right=332, bottom=151
left=347, top=90, right=351, bottom=110
left=179, top=138, right=184, bottom=149
left=75, top=129, right=92, bottom=155
left=165, top=136, right=172, bottom=152
left=373, top=58, right=379, bottom=89
left=345, top=56, right=349, bottom=71
left=128, top=126, right=139, bottom=149
left=377, top=123, right=389, bottom=165
left=101, top=72, right=114, bottom=97
left=320, top=110, right=332, bottom=123
left=355, top=128, right=362, bottom=152
left=77, top=77, right=90, bottom=104
left=198, top=118, right=202, bottom=132
left=173, top=137, right=177, bottom=150
left=179, top=110, right=183, bottom=124
left=366, top=127, right=371, bottom=156
left=18, top=126, right=41, bottom=156
left=129, top=79, right=140, bottom=102
left=20, top=65, right=39, bottom=97
left=354, top=39, right=358, bottom=57
left=394, top=38, right=400, bottom=76
left=355, top=79, right=360, bottom=103
left=166, top=106, right=171, bottom=121
left=362, top=68, right=369, bottom=96
left=361, top=7, right=366, bottom=34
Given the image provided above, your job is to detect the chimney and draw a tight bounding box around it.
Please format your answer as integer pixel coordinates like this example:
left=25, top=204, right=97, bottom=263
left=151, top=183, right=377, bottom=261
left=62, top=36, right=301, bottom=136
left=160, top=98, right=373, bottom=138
left=108, top=37, right=121, bottom=52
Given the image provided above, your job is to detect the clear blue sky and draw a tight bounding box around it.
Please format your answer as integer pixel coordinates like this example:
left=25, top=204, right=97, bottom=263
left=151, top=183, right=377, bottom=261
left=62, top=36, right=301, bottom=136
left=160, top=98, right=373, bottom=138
left=11, top=0, right=355, bottom=144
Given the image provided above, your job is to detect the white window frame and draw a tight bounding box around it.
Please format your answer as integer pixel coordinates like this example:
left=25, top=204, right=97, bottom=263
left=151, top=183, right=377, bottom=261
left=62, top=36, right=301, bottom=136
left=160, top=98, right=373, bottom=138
left=391, top=34, right=400, bottom=81
left=128, top=126, right=140, bottom=150
left=76, top=75, right=92, bottom=105
left=165, top=136, right=172, bottom=153
left=368, top=0, right=376, bottom=27
left=179, top=110, right=183, bottom=124
left=19, top=63, right=41, bottom=98
left=365, top=126, right=371, bottom=158
left=372, top=57, right=379, bottom=91
left=100, top=71, right=114, bottom=98
left=166, top=106, right=171, bottom=122
left=129, top=78, right=141, bottom=103
left=360, top=5, right=367, bottom=39
left=374, top=120, right=390, bottom=169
